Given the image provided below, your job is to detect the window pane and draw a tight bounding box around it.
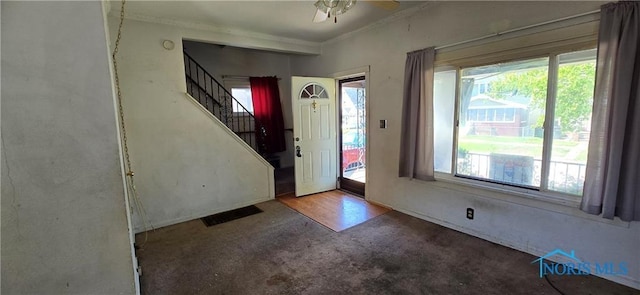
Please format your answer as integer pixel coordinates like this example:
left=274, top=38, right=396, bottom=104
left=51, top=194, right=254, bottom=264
left=457, top=57, right=548, bottom=187
left=231, top=88, right=253, bottom=113
left=547, top=49, right=596, bottom=195
left=505, top=108, right=515, bottom=121
left=468, top=109, right=477, bottom=121
left=478, top=109, right=487, bottom=121
left=496, top=109, right=505, bottom=121
left=433, top=70, right=456, bottom=173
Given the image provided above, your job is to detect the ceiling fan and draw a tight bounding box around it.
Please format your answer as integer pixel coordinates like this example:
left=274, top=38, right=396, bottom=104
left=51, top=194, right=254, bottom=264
left=313, top=0, right=400, bottom=23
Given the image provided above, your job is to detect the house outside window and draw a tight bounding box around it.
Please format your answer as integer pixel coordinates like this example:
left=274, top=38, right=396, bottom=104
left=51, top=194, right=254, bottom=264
left=434, top=47, right=597, bottom=197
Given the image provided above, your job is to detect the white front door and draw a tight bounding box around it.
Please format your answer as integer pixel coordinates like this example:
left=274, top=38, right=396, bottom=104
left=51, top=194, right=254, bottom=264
left=291, top=76, right=337, bottom=197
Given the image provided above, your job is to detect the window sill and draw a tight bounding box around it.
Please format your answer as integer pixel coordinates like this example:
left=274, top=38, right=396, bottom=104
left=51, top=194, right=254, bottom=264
left=434, top=172, right=580, bottom=206
left=422, top=172, right=631, bottom=228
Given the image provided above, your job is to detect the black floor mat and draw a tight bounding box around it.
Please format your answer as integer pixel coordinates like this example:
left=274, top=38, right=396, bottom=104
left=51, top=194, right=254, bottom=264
left=201, top=205, right=263, bottom=227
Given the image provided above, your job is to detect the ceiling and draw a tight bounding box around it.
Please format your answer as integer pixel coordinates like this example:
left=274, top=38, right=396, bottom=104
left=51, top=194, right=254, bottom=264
left=114, top=1, right=427, bottom=43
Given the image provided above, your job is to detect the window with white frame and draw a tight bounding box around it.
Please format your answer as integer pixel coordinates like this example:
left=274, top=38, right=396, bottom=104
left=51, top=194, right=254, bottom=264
left=224, top=80, right=254, bottom=114
left=230, top=87, right=254, bottom=113
left=433, top=26, right=598, bottom=197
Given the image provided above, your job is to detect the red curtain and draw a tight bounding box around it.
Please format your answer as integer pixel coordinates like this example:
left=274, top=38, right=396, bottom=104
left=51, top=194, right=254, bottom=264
left=250, top=77, right=286, bottom=153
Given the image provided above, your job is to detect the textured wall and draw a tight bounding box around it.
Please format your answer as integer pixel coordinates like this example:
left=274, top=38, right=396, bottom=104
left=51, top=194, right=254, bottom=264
left=1, top=1, right=136, bottom=294
left=291, top=1, right=640, bottom=289
left=107, top=18, right=274, bottom=232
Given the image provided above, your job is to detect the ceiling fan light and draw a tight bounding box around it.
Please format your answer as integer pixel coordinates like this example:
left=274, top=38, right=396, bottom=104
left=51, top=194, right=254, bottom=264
left=334, top=0, right=357, bottom=16
left=313, top=0, right=357, bottom=23
left=313, top=8, right=329, bottom=22
left=314, top=0, right=329, bottom=13
left=343, top=0, right=357, bottom=11
left=323, top=0, right=340, bottom=9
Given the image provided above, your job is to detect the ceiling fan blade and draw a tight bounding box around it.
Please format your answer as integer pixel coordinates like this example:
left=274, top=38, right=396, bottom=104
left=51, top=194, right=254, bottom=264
left=313, top=8, right=329, bottom=23
left=365, top=0, right=400, bottom=11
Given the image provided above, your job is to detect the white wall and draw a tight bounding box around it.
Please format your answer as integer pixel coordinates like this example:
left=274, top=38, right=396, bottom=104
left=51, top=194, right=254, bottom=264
left=183, top=41, right=295, bottom=168
left=1, top=1, right=136, bottom=294
left=107, top=18, right=274, bottom=232
left=291, top=1, right=640, bottom=289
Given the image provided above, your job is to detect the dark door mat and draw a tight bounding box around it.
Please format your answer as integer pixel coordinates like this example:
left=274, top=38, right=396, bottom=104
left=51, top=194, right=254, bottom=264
left=201, top=205, right=263, bottom=227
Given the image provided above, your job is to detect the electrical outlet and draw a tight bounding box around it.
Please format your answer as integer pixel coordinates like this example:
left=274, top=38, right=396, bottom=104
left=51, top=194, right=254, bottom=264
left=466, top=208, right=474, bottom=220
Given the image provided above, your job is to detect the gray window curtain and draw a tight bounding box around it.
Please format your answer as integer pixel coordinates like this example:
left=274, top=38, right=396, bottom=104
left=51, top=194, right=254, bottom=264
left=399, top=48, right=435, bottom=181
left=581, top=2, right=640, bottom=221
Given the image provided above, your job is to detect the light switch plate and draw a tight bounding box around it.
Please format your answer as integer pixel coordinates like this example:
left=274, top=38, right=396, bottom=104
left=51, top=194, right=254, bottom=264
left=380, top=120, right=387, bottom=129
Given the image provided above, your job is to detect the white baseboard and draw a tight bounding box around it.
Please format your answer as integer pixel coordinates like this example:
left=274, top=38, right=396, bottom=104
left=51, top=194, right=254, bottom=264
left=392, top=206, right=640, bottom=290
left=134, top=196, right=272, bottom=233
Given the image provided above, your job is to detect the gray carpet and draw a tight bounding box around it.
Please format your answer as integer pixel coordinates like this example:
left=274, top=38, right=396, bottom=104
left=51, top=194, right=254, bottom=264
left=135, top=200, right=636, bottom=295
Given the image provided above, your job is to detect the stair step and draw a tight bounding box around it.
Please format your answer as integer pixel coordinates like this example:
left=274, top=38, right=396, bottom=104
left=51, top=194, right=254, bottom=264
left=264, top=154, right=280, bottom=168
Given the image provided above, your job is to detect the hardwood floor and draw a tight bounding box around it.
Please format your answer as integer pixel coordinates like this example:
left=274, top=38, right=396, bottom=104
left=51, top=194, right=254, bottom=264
left=277, top=190, right=391, bottom=232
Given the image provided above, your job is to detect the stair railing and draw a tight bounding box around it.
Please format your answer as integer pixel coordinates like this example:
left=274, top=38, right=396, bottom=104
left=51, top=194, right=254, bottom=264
left=183, top=51, right=266, bottom=154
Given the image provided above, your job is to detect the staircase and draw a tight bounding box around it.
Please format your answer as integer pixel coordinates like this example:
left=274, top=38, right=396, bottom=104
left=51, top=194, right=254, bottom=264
left=183, top=51, right=268, bottom=157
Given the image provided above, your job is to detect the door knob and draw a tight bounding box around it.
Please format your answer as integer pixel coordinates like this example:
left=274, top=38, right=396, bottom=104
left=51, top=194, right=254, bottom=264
left=296, top=146, right=302, bottom=157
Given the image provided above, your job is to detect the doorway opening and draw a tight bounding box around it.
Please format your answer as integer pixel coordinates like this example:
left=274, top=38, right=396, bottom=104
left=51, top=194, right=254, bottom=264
left=339, top=76, right=366, bottom=197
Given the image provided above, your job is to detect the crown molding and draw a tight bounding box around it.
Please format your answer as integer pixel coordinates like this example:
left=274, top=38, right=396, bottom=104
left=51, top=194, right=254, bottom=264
left=322, top=1, right=438, bottom=46
left=109, top=2, right=438, bottom=55
left=111, top=10, right=322, bottom=55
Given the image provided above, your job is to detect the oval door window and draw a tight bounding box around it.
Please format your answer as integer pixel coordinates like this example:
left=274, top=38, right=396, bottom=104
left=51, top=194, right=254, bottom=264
left=300, top=83, right=329, bottom=99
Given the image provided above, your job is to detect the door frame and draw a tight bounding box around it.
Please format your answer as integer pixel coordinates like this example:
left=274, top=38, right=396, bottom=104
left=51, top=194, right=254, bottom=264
left=330, top=66, right=370, bottom=199
left=338, top=76, right=366, bottom=197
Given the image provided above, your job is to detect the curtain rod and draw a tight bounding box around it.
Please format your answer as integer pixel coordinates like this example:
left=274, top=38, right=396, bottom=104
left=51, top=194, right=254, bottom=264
left=222, top=75, right=281, bottom=80
left=435, top=9, right=600, bottom=51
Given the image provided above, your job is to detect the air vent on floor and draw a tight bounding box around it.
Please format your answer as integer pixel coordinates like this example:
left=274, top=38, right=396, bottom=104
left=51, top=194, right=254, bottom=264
left=201, top=205, right=263, bottom=227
